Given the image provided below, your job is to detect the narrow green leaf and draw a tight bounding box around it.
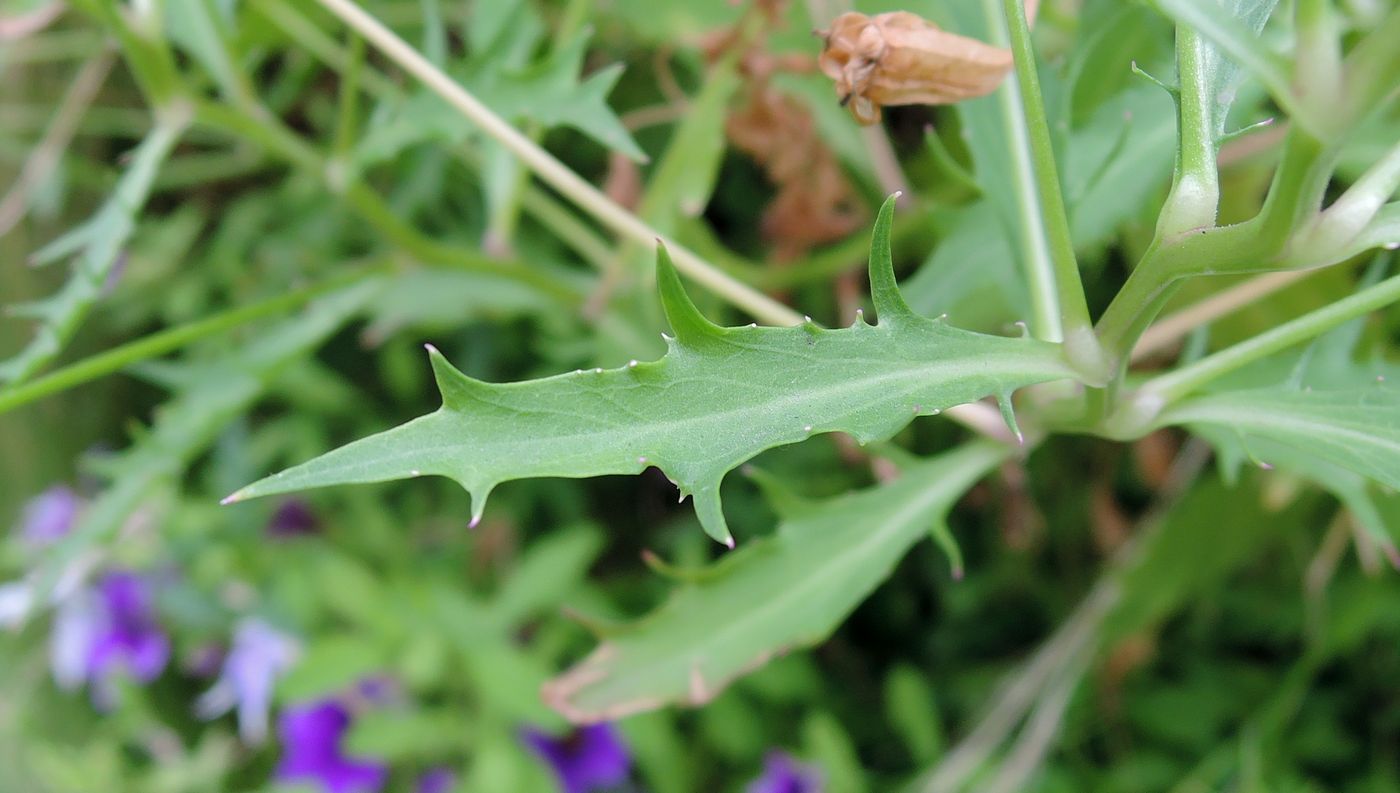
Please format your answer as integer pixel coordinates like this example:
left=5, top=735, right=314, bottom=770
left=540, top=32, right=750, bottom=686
left=0, top=120, right=185, bottom=385
left=636, top=55, right=741, bottom=231
left=540, top=442, right=1006, bottom=722
left=227, top=215, right=1074, bottom=545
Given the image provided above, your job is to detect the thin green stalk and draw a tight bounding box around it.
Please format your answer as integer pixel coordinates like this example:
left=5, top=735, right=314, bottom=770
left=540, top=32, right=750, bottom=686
left=332, top=32, right=365, bottom=157
left=0, top=269, right=383, bottom=416
left=1000, top=0, right=1104, bottom=379
left=980, top=0, right=1059, bottom=344
left=1140, top=271, right=1400, bottom=403
left=312, top=0, right=803, bottom=327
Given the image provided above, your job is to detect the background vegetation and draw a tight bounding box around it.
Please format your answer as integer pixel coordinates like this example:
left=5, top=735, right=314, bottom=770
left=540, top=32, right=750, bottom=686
left=1, top=0, right=1398, bottom=791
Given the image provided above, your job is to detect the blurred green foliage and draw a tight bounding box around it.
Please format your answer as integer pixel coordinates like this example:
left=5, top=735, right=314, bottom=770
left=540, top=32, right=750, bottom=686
left=1, top=1, right=1398, bottom=792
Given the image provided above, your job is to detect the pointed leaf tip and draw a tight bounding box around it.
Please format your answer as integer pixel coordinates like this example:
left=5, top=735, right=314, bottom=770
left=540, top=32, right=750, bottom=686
left=655, top=245, right=722, bottom=346
left=691, top=485, right=734, bottom=547
left=868, top=195, right=916, bottom=326
left=929, top=520, right=965, bottom=579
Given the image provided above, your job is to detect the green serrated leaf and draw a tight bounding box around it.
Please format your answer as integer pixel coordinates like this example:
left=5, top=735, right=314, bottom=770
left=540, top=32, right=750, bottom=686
left=473, top=33, right=644, bottom=161
left=539, top=442, right=1006, bottom=723
left=0, top=121, right=185, bottom=386
left=227, top=201, right=1074, bottom=545
left=1161, top=383, right=1400, bottom=493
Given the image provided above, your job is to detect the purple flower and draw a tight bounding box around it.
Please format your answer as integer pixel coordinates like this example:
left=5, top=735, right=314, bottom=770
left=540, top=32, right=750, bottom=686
left=267, top=499, right=320, bottom=537
left=196, top=618, right=301, bottom=744
left=17, top=486, right=81, bottom=547
left=276, top=700, right=388, bottom=793
left=50, top=570, right=169, bottom=706
left=747, top=752, right=823, bottom=793
left=417, top=767, right=456, bottom=793
left=521, top=723, right=631, bottom=793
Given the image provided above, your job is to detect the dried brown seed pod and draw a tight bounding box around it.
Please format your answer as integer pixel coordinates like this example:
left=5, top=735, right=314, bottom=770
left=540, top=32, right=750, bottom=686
left=817, top=10, right=1023, bottom=124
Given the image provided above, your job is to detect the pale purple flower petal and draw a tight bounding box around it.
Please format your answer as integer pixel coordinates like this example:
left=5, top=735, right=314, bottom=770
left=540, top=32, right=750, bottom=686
left=50, top=588, right=100, bottom=689
left=17, top=486, right=81, bottom=547
left=276, top=700, right=388, bottom=793
left=521, top=723, right=631, bottom=793
left=48, top=571, right=169, bottom=703
left=747, top=752, right=823, bottom=793
left=196, top=618, right=301, bottom=743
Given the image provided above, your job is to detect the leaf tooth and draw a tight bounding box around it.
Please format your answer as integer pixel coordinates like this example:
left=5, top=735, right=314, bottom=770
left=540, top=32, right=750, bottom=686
left=426, top=344, right=490, bottom=411
left=655, top=243, right=725, bottom=347
left=691, top=483, right=735, bottom=548
left=640, top=550, right=717, bottom=583
left=995, top=392, right=1024, bottom=445
left=868, top=194, right=918, bottom=328
left=468, top=482, right=494, bottom=529
left=929, top=520, right=965, bottom=580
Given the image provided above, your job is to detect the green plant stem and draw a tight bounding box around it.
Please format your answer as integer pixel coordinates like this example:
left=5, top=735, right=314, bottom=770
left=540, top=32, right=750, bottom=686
left=981, top=0, right=1059, bottom=343
left=0, top=269, right=382, bottom=416
left=332, top=32, right=365, bottom=157
left=1255, top=130, right=1333, bottom=248
left=1000, top=0, right=1105, bottom=381
left=1294, top=141, right=1400, bottom=259
left=1097, top=125, right=1340, bottom=367
left=311, top=0, right=803, bottom=327
left=1151, top=0, right=1300, bottom=129
left=1140, top=271, right=1400, bottom=403
left=1157, top=24, right=1219, bottom=237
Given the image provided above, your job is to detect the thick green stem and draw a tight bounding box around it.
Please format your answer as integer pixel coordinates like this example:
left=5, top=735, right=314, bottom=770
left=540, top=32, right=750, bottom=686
left=1157, top=25, right=1220, bottom=237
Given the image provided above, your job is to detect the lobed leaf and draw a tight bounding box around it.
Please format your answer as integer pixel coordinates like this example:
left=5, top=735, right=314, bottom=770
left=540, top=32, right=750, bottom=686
left=227, top=200, right=1076, bottom=545
left=541, top=442, right=1008, bottom=723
